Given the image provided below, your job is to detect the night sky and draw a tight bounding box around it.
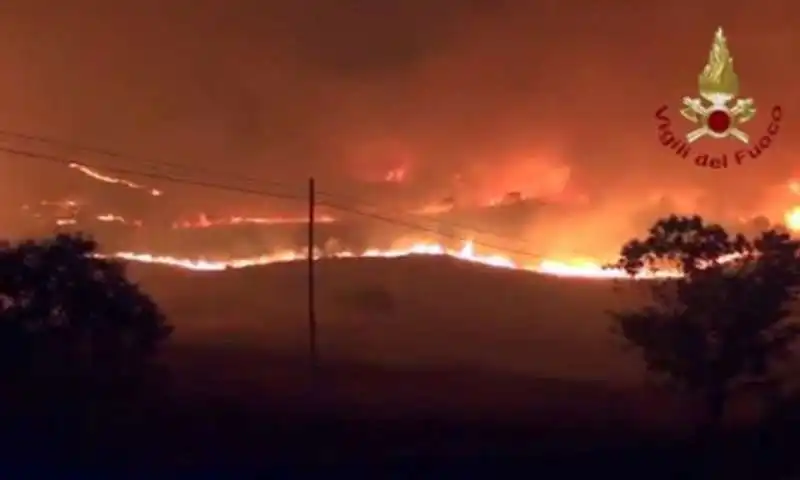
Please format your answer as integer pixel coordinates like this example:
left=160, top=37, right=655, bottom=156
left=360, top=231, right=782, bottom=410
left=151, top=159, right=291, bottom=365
left=0, top=1, right=796, bottom=254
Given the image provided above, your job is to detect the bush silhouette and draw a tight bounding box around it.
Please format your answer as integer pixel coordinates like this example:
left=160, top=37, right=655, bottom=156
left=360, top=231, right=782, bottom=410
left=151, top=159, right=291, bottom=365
left=610, top=215, right=800, bottom=431
left=0, top=232, right=173, bottom=388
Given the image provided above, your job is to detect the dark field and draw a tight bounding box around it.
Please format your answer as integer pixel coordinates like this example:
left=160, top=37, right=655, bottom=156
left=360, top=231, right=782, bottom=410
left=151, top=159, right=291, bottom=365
left=133, top=255, right=650, bottom=383
left=4, top=256, right=799, bottom=475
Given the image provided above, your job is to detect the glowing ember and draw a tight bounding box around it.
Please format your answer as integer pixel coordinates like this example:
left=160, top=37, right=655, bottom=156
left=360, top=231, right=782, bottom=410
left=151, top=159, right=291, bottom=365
left=96, top=213, right=142, bottom=226
left=384, top=167, right=407, bottom=182
left=69, top=163, right=162, bottom=196
left=171, top=213, right=336, bottom=229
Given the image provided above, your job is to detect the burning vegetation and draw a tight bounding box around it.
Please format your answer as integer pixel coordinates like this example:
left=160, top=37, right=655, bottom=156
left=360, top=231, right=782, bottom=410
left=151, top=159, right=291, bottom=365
left=8, top=159, right=800, bottom=280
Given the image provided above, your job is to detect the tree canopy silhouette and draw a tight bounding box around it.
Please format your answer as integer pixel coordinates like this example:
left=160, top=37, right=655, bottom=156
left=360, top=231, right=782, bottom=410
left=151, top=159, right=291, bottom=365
left=0, top=233, right=172, bottom=384
left=611, top=214, right=800, bottom=427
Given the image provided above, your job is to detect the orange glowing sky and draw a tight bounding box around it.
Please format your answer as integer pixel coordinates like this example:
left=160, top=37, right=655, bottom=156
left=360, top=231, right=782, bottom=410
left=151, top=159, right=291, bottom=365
left=0, top=1, right=797, bottom=263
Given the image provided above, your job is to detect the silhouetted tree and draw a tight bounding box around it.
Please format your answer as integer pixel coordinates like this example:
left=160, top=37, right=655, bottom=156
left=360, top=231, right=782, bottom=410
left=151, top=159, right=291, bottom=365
left=610, top=215, right=800, bottom=430
left=0, top=232, right=173, bottom=388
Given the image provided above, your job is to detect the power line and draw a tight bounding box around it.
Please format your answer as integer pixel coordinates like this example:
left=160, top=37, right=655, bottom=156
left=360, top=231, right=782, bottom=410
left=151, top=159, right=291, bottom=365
left=0, top=145, right=307, bottom=202
left=0, top=145, right=551, bottom=262
left=0, top=129, right=541, bottom=248
left=0, top=128, right=300, bottom=191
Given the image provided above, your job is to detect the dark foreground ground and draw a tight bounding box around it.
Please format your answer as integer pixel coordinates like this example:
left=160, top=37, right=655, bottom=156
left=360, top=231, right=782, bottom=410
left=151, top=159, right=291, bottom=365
left=2, top=257, right=798, bottom=476
left=1, top=344, right=799, bottom=478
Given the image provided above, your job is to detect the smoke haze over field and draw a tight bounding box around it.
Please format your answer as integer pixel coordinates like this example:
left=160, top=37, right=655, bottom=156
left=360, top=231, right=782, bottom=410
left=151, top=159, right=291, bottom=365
left=0, top=0, right=797, bottom=254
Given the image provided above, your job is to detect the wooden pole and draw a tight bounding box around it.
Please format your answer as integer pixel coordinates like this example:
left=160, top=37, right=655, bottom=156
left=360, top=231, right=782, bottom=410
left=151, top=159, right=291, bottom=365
left=308, top=177, right=318, bottom=372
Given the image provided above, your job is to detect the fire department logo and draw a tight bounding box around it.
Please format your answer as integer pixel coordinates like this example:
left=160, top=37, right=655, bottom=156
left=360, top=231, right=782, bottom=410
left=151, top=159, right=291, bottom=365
left=680, top=27, right=755, bottom=143
left=654, top=27, right=782, bottom=169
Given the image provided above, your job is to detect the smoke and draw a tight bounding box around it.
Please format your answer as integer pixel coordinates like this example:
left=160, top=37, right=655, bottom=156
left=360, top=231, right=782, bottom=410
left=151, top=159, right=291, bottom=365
left=0, top=0, right=798, bottom=249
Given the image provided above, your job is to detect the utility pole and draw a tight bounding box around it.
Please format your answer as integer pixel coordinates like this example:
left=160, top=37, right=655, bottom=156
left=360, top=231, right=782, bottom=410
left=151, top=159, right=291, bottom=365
left=307, top=177, right=318, bottom=373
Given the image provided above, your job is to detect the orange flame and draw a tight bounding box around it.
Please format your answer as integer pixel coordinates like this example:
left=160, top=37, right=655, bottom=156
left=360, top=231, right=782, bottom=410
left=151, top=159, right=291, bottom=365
left=786, top=207, right=800, bottom=231
left=784, top=180, right=800, bottom=231
left=171, top=213, right=336, bottom=229
left=109, top=239, right=686, bottom=279
left=68, top=163, right=162, bottom=196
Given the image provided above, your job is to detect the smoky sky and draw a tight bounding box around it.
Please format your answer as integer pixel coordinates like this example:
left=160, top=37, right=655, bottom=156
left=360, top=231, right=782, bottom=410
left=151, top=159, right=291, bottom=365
left=0, top=0, right=798, bottom=234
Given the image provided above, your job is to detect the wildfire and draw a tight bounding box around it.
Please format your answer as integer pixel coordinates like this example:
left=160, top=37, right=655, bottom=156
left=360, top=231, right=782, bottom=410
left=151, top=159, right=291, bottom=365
left=110, top=239, right=684, bottom=279
left=49, top=160, right=750, bottom=279
left=69, top=163, right=162, bottom=196
left=96, top=213, right=142, bottom=226
left=171, top=213, right=336, bottom=229
left=49, top=212, right=336, bottom=229
left=786, top=207, right=800, bottom=231
left=785, top=180, right=800, bottom=232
